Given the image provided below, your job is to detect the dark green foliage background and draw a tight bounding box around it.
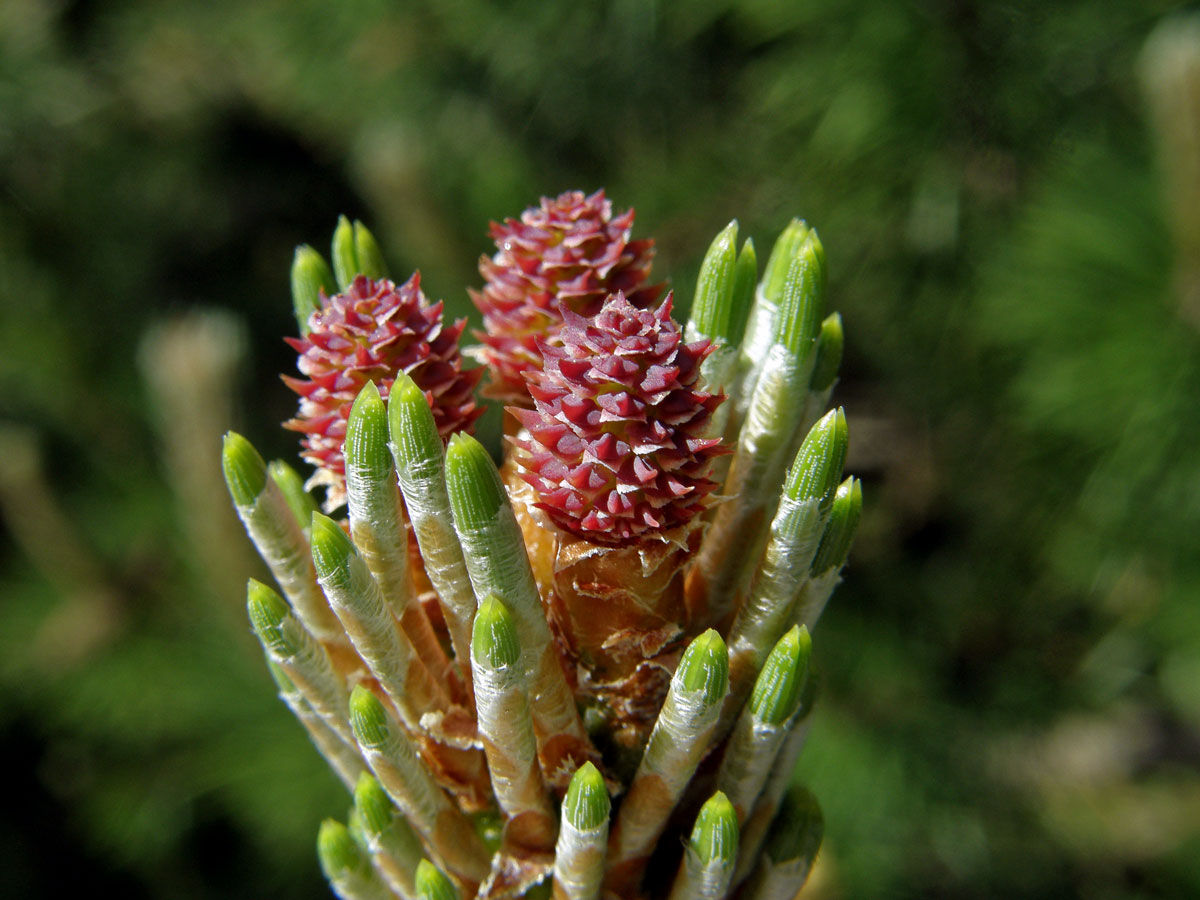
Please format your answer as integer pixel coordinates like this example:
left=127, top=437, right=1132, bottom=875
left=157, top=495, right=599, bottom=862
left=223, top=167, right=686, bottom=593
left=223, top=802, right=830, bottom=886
left=2, top=1, right=1197, bottom=897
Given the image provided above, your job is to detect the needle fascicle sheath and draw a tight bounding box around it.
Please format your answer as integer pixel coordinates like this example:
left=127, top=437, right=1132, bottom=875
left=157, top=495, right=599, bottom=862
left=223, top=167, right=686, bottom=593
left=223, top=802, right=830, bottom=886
left=349, top=685, right=490, bottom=887
left=345, top=382, right=456, bottom=692
left=333, top=216, right=389, bottom=290
left=716, top=626, right=811, bottom=823
left=355, top=772, right=425, bottom=900
left=687, top=221, right=740, bottom=344
left=733, top=675, right=819, bottom=888
left=803, top=313, right=843, bottom=410
left=731, top=219, right=813, bottom=425
left=248, top=579, right=354, bottom=745
left=291, top=244, right=336, bottom=335
left=686, top=221, right=740, bottom=395
left=470, top=594, right=556, bottom=850
left=666, top=791, right=740, bottom=900
left=740, top=787, right=825, bottom=900
left=224, top=432, right=349, bottom=648
left=793, top=476, right=862, bottom=630
left=317, top=818, right=394, bottom=900
left=605, top=630, right=730, bottom=895
left=269, top=459, right=320, bottom=534
left=415, top=859, right=460, bottom=900
left=267, top=660, right=364, bottom=790
left=387, top=372, right=478, bottom=695
left=687, top=231, right=826, bottom=627
left=312, top=512, right=451, bottom=728
left=687, top=222, right=758, bottom=444
left=445, top=433, right=595, bottom=788
left=721, top=410, right=846, bottom=730
left=714, top=237, right=758, bottom=444
left=552, top=762, right=610, bottom=900
left=784, top=310, right=846, bottom=467
left=729, top=239, right=758, bottom=359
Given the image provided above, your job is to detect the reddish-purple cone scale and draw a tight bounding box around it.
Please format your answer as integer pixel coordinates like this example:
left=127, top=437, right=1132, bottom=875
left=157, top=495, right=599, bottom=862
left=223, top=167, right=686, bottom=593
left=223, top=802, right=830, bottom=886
left=510, top=292, right=725, bottom=546
left=283, top=273, right=482, bottom=508
left=471, top=189, right=662, bottom=404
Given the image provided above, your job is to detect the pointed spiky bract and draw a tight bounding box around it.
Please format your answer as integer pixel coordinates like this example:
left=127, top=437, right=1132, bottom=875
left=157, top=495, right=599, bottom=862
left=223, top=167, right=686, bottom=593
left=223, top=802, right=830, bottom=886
left=472, top=594, right=521, bottom=670
left=472, top=189, right=662, bottom=403
left=717, top=627, right=811, bottom=826
left=511, top=292, right=725, bottom=546
left=283, top=272, right=482, bottom=509
left=319, top=818, right=394, bottom=900
left=353, top=772, right=398, bottom=838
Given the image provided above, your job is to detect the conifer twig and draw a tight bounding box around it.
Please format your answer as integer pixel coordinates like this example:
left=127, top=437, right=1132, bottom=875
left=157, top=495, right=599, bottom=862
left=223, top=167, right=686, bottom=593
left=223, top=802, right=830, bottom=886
left=267, top=660, right=365, bottom=790
left=730, top=219, right=818, bottom=429
left=686, top=231, right=826, bottom=627
left=349, top=686, right=490, bottom=888
left=225, top=433, right=349, bottom=649
left=355, top=772, right=425, bottom=900
left=387, top=373, right=478, bottom=698
left=740, top=787, right=824, bottom=900
left=721, top=412, right=845, bottom=730
left=605, top=630, right=729, bottom=895
left=247, top=579, right=354, bottom=745
left=470, top=594, right=556, bottom=851
left=733, top=677, right=819, bottom=888
left=445, top=434, right=596, bottom=788
left=312, top=513, right=452, bottom=727
left=345, top=382, right=456, bottom=694
left=716, top=626, right=811, bottom=823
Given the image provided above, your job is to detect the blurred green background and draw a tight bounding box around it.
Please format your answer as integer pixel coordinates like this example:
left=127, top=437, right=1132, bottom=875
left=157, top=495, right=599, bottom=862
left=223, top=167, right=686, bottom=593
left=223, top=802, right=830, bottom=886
left=2, top=0, right=1199, bottom=897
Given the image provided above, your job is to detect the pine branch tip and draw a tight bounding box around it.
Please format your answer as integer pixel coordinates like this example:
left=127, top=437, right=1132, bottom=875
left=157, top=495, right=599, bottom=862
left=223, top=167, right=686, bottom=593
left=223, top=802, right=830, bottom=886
left=564, top=761, right=610, bottom=830
left=677, top=629, right=729, bottom=701
left=349, top=684, right=391, bottom=748
left=415, top=859, right=459, bottom=900
left=471, top=594, right=521, bottom=669
left=691, top=791, right=739, bottom=864
left=310, top=512, right=356, bottom=576
left=222, top=431, right=267, bottom=506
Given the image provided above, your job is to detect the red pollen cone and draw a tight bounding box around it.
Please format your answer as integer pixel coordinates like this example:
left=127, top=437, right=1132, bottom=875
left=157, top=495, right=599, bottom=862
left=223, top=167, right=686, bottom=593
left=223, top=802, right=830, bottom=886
left=284, top=273, right=482, bottom=509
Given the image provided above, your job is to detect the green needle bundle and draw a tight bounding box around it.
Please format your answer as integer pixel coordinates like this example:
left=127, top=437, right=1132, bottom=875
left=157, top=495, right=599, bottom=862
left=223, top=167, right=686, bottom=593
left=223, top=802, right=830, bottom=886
left=224, top=193, right=862, bottom=898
